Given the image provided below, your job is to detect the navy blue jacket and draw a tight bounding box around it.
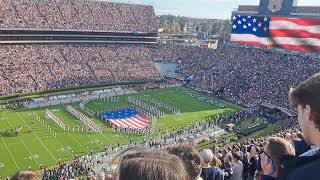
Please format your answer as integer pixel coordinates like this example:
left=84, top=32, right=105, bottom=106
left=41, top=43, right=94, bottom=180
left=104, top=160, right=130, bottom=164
left=278, top=151, right=320, bottom=180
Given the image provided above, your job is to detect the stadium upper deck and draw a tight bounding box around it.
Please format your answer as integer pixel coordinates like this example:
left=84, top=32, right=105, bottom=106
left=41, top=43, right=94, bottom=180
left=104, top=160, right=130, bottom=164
left=234, top=5, right=320, bottom=18
left=0, top=0, right=157, bottom=33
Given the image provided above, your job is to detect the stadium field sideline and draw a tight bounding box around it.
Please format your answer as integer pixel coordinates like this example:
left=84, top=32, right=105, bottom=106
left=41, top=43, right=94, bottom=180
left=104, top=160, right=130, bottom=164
left=0, top=87, right=240, bottom=176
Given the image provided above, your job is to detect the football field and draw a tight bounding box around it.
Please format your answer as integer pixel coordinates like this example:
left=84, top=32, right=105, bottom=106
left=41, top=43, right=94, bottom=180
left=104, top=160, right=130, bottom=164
left=0, top=87, right=241, bottom=177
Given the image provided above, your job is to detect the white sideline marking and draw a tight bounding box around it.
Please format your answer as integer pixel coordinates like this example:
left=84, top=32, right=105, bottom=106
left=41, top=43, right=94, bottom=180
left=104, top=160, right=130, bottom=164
left=1, top=137, right=19, bottom=169
left=16, top=112, right=58, bottom=162
left=5, top=113, right=40, bottom=166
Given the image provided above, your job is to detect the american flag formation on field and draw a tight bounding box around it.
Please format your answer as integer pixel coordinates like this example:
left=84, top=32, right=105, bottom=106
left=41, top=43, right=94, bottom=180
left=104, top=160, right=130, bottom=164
left=231, top=15, right=320, bottom=52
left=102, top=108, right=149, bottom=129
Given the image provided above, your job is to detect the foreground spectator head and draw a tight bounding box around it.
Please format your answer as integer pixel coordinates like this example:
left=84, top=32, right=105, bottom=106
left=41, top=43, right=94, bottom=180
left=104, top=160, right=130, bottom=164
left=224, top=160, right=232, bottom=170
left=200, top=149, right=224, bottom=180
left=260, top=137, right=295, bottom=178
left=167, top=144, right=203, bottom=180
left=289, top=73, right=320, bottom=147
left=11, top=171, right=41, bottom=180
left=117, top=148, right=189, bottom=180
left=105, top=174, right=114, bottom=180
left=250, top=145, right=260, bottom=156
left=232, top=151, right=241, bottom=163
left=97, top=171, right=105, bottom=180
left=211, top=155, right=222, bottom=167
left=231, top=151, right=244, bottom=180
left=200, top=149, right=214, bottom=165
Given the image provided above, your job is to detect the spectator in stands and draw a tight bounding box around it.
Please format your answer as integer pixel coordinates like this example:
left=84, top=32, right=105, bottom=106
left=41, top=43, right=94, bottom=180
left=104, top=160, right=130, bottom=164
left=248, top=145, right=260, bottom=180
left=279, top=73, right=320, bottom=180
left=258, top=137, right=295, bottom=180
left=116, top=148, right=189, bottom=180
left=97, top=171, right=105, bottom=180
left=241, top=146, right=250, bottom=180
left=11, top=171, right=41, bottom=180
left=230, top=152, right=243, bottom=180
left=167, top=144, right=203, bottom=180
left=200, top=149, right=224, bottom=180
left=223, top=161, right=233, bottom=180
left=0, top=0, right=157, bottom=32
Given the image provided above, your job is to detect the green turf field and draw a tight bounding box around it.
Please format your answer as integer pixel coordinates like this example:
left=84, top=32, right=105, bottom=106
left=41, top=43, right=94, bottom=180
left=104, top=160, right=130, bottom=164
left=0, top=87, right=240, bottom=177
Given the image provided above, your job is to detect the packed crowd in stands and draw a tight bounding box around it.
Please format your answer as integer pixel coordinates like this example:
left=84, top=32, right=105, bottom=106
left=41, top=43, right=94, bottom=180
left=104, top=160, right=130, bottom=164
left=0, top=44, right=161, bottom=95
left=2, top=43, right=319, bottom=111
left=153, top=45, right=320, bottom=108
left=0, top=0, right=157, bottom=32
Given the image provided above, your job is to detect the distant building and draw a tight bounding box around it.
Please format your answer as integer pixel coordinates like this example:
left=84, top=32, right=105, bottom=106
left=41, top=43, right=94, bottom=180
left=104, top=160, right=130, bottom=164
left=183, top=22, right=194, bottom=33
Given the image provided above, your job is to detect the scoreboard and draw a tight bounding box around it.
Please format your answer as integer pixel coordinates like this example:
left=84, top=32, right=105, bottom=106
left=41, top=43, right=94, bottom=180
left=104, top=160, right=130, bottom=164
left=259, top=0, right=294, bottom=15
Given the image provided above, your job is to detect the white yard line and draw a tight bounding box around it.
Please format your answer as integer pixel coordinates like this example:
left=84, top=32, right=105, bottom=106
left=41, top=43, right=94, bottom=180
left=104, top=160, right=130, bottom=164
left=0, top=137, right=20, bottom=169
left=59, top=110, right=112, bottom=150
left=5, top=116, right=40, bottom=167
left=67, top=133, right=88, bottom=150
left=16, top=112, right=58, bottom=162
left=99, top=130, right=117, bottom=146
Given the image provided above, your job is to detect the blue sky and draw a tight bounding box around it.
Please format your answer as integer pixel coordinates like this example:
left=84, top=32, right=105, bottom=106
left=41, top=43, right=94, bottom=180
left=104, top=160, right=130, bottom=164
left=103, top=0, right=320, bottom=19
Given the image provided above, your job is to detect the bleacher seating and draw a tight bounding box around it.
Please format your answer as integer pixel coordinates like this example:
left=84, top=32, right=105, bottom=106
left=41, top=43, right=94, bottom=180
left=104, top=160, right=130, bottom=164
left=0, top=0, right=157, bottom=32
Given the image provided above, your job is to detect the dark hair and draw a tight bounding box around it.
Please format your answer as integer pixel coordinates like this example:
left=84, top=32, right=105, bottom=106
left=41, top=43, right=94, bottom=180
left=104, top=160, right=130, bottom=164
left=241, top=146, right=247, bottom=154
left=296, top=132, right=304, bottom=139
left=232, top=151, right=241, bottom=161
left=289, top=73, right=320, bottom=131
left=233, top=146, right=240, bottom=153
left=117, top=149, right=189, bottom=180
left=224, top=161, right=232, bottom=170
left=11, top=171, right=41, bottom=180
left=167, top=144, right=203, bottom=180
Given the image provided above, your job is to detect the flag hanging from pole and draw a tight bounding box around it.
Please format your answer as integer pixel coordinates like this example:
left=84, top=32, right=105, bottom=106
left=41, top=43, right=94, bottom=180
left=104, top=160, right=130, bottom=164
left=231, top=15, right=320, bottom=52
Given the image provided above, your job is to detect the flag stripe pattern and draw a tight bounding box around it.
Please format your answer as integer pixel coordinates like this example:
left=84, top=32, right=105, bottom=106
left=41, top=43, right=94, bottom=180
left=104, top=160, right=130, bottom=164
left=102, top=108, right=149, bottom=129
left=231, top=15, right=320, bottom=52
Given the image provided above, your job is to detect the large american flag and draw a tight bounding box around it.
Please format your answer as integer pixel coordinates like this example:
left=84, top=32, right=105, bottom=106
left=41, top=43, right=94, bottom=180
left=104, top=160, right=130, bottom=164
left=102, top=108, right=149, bottom=129
left=231, top=15, right=320, bottom=52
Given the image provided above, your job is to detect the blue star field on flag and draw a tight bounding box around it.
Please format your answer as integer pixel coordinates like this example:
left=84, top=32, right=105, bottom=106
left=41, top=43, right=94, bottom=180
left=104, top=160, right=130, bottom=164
left=232, top=15, right=270, bottom=37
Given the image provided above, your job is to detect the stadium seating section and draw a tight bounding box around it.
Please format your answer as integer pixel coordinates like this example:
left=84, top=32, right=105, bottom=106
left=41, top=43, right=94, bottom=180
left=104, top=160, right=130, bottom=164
left=0, top=0, right=157, bottom=32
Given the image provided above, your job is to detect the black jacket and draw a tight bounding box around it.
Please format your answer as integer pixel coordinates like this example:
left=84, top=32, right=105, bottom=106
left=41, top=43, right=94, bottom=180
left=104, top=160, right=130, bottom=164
left=278, top=151, right=320, bottom=180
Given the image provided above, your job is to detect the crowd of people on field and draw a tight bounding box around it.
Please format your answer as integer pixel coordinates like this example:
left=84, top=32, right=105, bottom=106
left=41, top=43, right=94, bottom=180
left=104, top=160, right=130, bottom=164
left=0, top=0, right=156, bottom=32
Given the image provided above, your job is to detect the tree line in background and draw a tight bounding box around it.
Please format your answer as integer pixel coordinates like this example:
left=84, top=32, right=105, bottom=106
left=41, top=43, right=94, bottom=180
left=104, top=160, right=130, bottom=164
left=157, top=15, right=231, bottom=40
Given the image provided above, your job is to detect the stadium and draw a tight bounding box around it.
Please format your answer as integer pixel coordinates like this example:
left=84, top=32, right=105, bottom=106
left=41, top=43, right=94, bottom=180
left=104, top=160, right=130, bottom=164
left=0, top=0, right=319, bottom=179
